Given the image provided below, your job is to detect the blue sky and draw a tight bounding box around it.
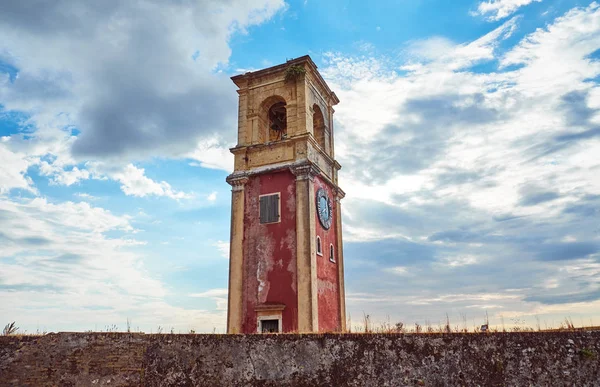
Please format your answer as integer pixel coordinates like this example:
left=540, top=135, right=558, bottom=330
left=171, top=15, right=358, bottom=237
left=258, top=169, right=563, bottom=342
left=1, top=0, right=600, bottom=333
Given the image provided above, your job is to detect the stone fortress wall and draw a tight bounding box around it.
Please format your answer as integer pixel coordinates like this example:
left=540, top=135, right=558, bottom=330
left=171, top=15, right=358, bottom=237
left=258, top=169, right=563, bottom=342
left=1, top=331, right=599, bottom=386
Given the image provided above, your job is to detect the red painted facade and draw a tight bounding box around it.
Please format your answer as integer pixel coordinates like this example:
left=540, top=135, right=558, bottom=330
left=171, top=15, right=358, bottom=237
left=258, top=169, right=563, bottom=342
left=240, top=170, right=341, bottom=333
left=314, top=175, right=341, bottom=332
left=242, top=170, right=297, bottom=333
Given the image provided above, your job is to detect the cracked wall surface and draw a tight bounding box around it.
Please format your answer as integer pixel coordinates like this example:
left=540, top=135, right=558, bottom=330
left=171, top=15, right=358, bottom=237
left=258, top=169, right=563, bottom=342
left=314, top=175, right=341, bottom=332
left=243, top=170, right=298, bottom=332
left=1, top=332, right=599, bottom=386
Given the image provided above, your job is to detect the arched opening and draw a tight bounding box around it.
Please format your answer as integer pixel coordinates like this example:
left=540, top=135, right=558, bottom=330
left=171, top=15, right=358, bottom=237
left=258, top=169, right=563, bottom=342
left=329, top=244, right=335, bottom=263
left=312, top=104, right=326, bottom=150
left=268, top=102, right=287, bottom=141
left=258, top=96, right=287, bottom=144
left=316, top=236, right=322, bottom=256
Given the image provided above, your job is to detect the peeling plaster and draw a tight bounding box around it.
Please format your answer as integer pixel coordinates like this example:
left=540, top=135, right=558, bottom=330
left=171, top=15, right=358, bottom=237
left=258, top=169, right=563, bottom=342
left=243, top=170, right=299, bottom=332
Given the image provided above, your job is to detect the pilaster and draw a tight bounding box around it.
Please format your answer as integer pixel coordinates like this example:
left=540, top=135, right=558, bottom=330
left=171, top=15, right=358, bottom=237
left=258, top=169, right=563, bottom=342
left=225, top=175, right=248, bottom=334
left=237, top=89, right=248, bottom=146
left=291, top=163, right=319, bottom=332
left=335, top=187, right=346, bottom=331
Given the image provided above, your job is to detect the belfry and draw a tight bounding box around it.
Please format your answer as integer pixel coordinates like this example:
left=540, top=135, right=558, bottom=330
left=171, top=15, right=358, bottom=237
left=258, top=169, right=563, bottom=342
left=226, top=56, right=345, bottom=333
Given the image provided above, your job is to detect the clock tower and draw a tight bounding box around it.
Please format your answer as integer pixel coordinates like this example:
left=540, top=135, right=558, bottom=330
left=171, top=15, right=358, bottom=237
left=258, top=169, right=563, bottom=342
left=226, top=56, right=346, bottom=333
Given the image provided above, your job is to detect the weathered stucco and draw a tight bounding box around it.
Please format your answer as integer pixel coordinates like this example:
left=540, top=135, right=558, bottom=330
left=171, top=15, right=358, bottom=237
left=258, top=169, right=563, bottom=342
left=314, top=175, right=341, bottom=332
left=293, top=164, right=319, bottom=332
left=226, top=176, right=248, bottom=334
left=243, top=171, right=298, bottom=333
left=1, top=332, right=599, bottom=386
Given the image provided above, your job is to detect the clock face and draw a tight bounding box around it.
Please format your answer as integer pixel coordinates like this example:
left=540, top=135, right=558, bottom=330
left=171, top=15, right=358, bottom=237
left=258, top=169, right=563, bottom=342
left=316, top=188, right=333, bottom=230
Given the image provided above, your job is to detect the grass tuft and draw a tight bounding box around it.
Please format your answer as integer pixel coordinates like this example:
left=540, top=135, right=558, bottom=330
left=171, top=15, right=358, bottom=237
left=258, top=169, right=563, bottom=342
left=3, top=322, right=18, bottom=336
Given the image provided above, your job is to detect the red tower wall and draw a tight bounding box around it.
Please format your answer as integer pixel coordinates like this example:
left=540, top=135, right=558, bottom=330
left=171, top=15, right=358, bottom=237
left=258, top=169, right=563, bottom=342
left=242, top=170, right=297, bottom=333
left=314, top=176, right=341, bottom=332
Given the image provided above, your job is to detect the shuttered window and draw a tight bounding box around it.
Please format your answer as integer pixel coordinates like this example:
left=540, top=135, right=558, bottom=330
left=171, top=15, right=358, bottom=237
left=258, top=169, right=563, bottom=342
left=259, top=193, right=280, bottom=224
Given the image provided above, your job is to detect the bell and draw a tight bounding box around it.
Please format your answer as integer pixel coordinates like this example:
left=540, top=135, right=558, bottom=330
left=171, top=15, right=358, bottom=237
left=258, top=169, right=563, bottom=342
left=271, top=117, right=284, bottom=132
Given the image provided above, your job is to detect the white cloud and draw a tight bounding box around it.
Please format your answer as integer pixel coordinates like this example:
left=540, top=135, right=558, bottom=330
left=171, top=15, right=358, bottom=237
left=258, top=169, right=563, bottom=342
left=190, top=289, right=228, bottom=298
left=0, top=0, right=283, bottom=179
left=189, top=288, right=228, bottom=311
left=404, top=36, right=457, bottom=62
left=439, top=254, right=483, bottom=267
left=187, top=137, right=234, bottom=172
left=0, top=197, right=133, bottom=239
left=0, top=124, right=90, bottom=191
left=326, top=3, right=600, bottom=220
left=0, top=196, right=146, bottom=293
left=74, top=192, right=97, bottom=200
left=111, top=164, right=192, bottom=200
left=0, top=0, right=285, bottom=334
left=0, top=141, right=35, bottom=193
left=501, top=2, right=600, bottom=93
left=39, top=162, right=90, bottom=186
left=321, top=52, right=393, bottom=87
left=213, top=240, right=230, bottom=259
left=322, top=3, right=600, bottom=329
left=403, top=17, right=519, bottom=72
left=0, top=195, right=229, bottom=332
left=385, top=266, right=411, bottom=276
left=473, top=0, right=542, bottom=21
left=207, top=191, right=218, bottom=202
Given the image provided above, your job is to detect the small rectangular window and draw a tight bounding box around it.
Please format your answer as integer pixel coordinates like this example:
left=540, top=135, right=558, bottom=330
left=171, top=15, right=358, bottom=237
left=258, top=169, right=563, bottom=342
left=316, top=236, right=323, bottom=256
left=259, top=193, right=280, bottom=224
left=260, top=319, right=280, bottom=333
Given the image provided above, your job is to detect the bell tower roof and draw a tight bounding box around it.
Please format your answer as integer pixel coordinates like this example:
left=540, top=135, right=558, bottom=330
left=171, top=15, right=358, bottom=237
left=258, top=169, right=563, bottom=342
left=231, top=55, right=339, bottom=106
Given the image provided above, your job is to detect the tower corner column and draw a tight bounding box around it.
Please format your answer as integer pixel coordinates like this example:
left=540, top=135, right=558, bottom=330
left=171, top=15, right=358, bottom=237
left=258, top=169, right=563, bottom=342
left=226, top=175, right=248, bottom=334
left=335, top=188, right=346, bottom=332
left=291, top=163, right=319, bottom=332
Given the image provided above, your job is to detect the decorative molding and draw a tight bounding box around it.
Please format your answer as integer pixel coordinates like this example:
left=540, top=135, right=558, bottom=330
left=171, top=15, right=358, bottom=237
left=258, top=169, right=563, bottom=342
left=255, top=303, right=286, bottom=312
left=226, top=175, right=249, bottom=192
left=290, top=163, right=319, bottom=181
left=334, top=187, right=346, bottom=201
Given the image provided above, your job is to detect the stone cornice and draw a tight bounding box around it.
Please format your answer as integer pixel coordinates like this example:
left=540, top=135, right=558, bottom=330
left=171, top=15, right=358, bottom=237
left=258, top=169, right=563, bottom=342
left=229, top=133, right=310, bottom=154
left=227, top=159, right=344, bottom=195
left=290, top=163, right=319, bottom=182
left=226, top=176, right=249, bottom=192
left=254, top=303, right=286, bottom=312
left=229, top=133, right=342, bottom=173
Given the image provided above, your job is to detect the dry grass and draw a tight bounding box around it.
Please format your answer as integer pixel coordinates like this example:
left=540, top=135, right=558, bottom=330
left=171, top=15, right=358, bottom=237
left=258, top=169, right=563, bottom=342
left=345, top=314, right=600, bottom=334
left=2, top=322, right=18, bottom=336
left=4, top=315, right=600, bottom=336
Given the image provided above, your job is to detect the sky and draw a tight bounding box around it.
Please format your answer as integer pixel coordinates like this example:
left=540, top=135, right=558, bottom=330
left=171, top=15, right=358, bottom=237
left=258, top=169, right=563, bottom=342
left=1, top=0, right=600, bottom=333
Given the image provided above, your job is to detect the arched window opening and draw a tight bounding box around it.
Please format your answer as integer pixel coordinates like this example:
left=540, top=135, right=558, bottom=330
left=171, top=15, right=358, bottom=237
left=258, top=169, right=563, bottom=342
left=329, top=244, right=335, bottom=263
left=312, top=104, right=326, bottom=150
left=316, top=236, right=322, bottom=256
left=257, top=96, right=287, bottom=144
left=268, top=102, right=287, bottom=142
